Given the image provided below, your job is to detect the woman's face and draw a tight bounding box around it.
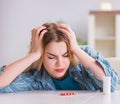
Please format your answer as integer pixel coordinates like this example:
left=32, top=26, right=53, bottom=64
left=43, top=41, right=70, bottom=79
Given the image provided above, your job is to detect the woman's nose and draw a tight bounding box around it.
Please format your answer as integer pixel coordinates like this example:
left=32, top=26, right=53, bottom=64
left=56, top=57, right=63, bottom=67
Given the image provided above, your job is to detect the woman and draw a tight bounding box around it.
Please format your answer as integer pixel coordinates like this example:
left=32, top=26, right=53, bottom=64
left=0, top=23, right=119, bottom=93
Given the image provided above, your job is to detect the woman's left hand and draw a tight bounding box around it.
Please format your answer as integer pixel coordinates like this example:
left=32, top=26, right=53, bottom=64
left=57, top=23, right=80, bottom=52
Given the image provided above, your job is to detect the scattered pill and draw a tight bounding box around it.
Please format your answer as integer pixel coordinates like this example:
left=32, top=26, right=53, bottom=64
left=60, top=91, right=77, bottom=96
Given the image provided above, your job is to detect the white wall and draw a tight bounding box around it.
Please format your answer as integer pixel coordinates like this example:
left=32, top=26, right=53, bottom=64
left=0, top=0, right=120, bottom=66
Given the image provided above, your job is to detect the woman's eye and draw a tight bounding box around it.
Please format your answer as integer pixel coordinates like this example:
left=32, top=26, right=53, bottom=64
left=63, top=54, right=68, bottom=57
left=48, top=56, right=55, bottom=59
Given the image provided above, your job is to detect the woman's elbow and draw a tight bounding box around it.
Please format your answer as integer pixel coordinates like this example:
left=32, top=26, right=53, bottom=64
left=111, top=76, right=120, bottom=92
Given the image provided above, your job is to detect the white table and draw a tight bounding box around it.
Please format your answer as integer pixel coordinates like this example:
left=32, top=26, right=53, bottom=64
left=0, top=91, right=120, bottom=104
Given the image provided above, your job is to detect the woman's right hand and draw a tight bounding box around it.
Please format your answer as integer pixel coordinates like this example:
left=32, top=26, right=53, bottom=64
left=30, top=26, right=47, bottom=60
left=0, top=26, right=47, bottom=88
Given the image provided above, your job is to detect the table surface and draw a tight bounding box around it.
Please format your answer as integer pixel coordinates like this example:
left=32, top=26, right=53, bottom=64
left=0, top=90, right=120, bottom=104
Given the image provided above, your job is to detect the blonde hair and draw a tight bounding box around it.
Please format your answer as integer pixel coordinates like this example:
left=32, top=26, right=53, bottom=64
left=26, top=22, right=78, bottom=72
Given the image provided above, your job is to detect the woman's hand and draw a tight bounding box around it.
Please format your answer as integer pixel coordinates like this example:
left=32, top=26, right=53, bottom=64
left=57, top=24, right=79, bottom=52
left=57, top=24, right=106, bottom=79
left=30, top=26, right=47, bottom=59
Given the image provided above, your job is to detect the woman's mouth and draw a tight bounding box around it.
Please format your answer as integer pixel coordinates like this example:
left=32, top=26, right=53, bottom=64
left=55, top=68, right=64, bottom=73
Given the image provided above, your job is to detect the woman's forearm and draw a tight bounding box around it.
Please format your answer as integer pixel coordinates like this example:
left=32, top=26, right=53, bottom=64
left=72, top=46, right=105, bottom=79
left=0, top=53, right=40, bottom=88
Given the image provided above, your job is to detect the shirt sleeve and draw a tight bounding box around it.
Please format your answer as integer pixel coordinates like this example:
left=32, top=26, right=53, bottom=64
left=82, top=45, right=120, bottom=92
left=0, top=67, right=43, bottom=93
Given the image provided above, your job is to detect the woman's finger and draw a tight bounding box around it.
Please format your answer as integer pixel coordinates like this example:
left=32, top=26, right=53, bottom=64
left=31, top=26, right=46, bottom=40
left=57, top=24, right=73, bottom=33
left=39, top=29, right=47, bottom=40
left=58, top=28, right=71, bottom=39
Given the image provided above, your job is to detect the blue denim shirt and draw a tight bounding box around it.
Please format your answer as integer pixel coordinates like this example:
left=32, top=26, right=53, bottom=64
left=0, top=46, right=120, bottom=93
